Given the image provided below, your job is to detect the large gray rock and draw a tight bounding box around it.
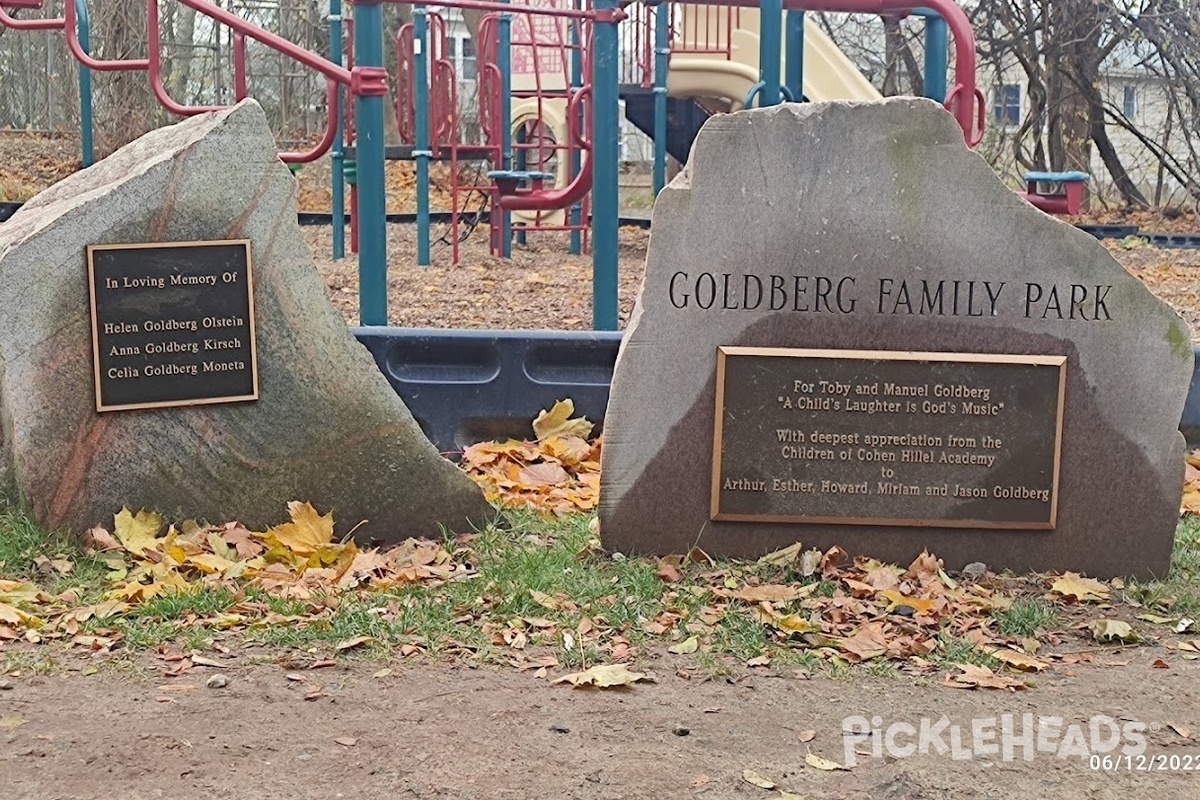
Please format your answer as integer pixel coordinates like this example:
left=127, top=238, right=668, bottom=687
left=600, top=99, right=1192, bottom=579
left=0, top=100, right=492, bottom=539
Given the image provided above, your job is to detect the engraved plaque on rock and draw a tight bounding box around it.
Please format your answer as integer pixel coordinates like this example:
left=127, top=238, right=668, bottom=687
left=87, top=240, right=258, bottom=412
left=712, top=347, right=1067, bottom=529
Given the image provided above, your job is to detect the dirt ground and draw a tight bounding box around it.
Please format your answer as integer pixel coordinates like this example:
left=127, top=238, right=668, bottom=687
left=2, top=650, right=1197, bottom=800
left=302, top=220, right=1200, bottom=335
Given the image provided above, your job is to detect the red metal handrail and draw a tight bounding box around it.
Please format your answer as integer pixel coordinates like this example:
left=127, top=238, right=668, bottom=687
left=0, top=2, right=61, bottom=29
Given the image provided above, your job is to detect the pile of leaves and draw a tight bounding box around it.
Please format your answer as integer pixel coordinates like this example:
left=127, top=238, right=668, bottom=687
left=0, top=501, right=467, bottom=648
left=460, top=399, right=601, bottom=516
left=1182, top=451, right=1200, bottom=515
left=655, top=544, right=1043, bottom=689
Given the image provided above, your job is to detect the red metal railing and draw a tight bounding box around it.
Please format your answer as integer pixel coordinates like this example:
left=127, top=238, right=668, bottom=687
left=620, top=0, right=981, bottom=145
left=0, top=0, right=373, bottom=164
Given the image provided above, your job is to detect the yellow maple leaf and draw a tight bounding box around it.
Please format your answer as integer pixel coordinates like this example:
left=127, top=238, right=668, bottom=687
left=1049, top=572, right=1110, bottom=603
left=989, top=648, right=1050, bottom=672
left=532, top=399, right=594, bottom=442
left=107, top=580, right=166, bottom=603
left=880, top=589, right=937, bottom=615
left=553, top=663, right=653, bottom=688
left=113, top=507, right=164, bottom=556
left=264, top=501, right=335, bottom=557
left=0, top=602, right=41, bottom=628
left=186, top=553, right=237, bottom=575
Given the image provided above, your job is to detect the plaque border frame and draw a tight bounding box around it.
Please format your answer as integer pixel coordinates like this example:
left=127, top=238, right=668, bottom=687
left=87, top=239, right=259, bottom=413
left=711, top=347, right=1068, bottom=530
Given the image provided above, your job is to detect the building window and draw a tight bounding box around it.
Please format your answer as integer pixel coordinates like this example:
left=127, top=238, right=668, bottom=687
left=1123, top=85, right=1137, bottom=118
left=452, top=36, right=477, bottom=81
left=992, top=84, right=1021, bottom=126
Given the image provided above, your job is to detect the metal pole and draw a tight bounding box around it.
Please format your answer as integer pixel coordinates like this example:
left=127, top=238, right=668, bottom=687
left=785, top=9, right=804, bottom=103
left=922, top=11, right=948, bottom=103
left=75, top=0, right=94, bottom=167
left=353, top=0, right=389, bottom=325
left=592, top=0, right=619, bottom=330
left=330, top=0, right=345, bottom=260
left=568, top=4, right=584, bottom=254
left=758, top=0, right=783, bottom=106
left=414, top=5, right=432, bottom=266
left=652, top=5, right=668, bottom=195
left=514, top=123, right=527, bottom=246
left=498, top=12, right=513, bottom=259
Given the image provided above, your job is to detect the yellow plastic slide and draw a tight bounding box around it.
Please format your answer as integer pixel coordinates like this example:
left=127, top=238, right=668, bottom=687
left=667, top=6, right=881, bottom=110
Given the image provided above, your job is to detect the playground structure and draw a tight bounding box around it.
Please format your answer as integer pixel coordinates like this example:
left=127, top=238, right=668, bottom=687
left=0, top=0, right=991, bottom=333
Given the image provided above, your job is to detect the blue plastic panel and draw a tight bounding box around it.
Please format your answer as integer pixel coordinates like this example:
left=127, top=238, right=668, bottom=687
left=355, top=329, right=1200, bottom=453
left=354, top=328, right=622, bottom=454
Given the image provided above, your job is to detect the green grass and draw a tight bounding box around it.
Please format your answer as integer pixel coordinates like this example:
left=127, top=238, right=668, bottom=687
left=4, top=498, right=1200, bottom=677
left=0, top=500, right=107, bottom=596
left=931, top=633, right=1001, bottom=670
left=992, top=597, right=1059, bottom=637
left=1119, top=516, right=1200, bottom=617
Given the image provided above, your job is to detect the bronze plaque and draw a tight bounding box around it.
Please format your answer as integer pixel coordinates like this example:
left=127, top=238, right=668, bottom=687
left=712, top=347, right=1067, bottom=529
left=87, top=241, right=258, bottom=412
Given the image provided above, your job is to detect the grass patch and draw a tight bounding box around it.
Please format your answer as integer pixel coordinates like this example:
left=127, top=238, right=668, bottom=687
left=3, top=495, right=1200, bottom=676
left=1120, top=516, right=1200, bottom=617
left=0, top=500, right=107, bottom=596
left=992, top=597, right=1059, bottom=637
left=931, top=634, right=1001, bottom=670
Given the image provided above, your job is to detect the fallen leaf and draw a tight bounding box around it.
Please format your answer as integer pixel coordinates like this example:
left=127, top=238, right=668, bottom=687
left=335, top=636, right=374, bottom=651
left=758, top=542, right=804, bottom=566
left=532, top=399, right=594, bottom=441
left=716, top=584, right=812, bottom=603
left=944, top=663, right=1026, bottom=690
left=333, top=736, right=358, bottom=747
left=742, top=769, right=777, bottom=789
left=837, top=623, right=889, bottom=661
left=880, top=589, right=936, bottom=615
left=113, top=507, right=164, bottom=555
left=518, top=462, right=571, bottom=486
left=1088, top=619, right=1138, bottom=643
left=1152, top=658, right=1169, bottom=669
left=1050, top=573, right=1110, bottom=603
left=554, top=664, right=654, bottom=688
left=990, top=648, right=1050, bottom=672
left=1169, top=723, right=1192, bottom=739
left=745, top=655, right=771, bottom=667
left=805, top=752, right=847, bottom=771
left=265, top=501, right=334, bottom=557
left=668, top=636, right=700, bottom=655
left=798, top=729, right=816, bottom=742
left=82, top=526, right=122, bottom=553
left=759, top=609, right=822, bottom=635
left=372, top=668, right=392, bottom=679
left=0, top=716, right=28, bottom=728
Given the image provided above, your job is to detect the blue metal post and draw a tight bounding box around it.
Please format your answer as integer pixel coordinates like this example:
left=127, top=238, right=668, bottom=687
left=353, top=0, right=388, bottom=325
left=74, top=0, right=94, bottom=167
left=514, top=123, right=527, bottom=246
left=592, top=0, right=619, bottom=330
left=568, top=6, right=584, bottom=254
left=758, top=0, right=783, bottom=106
left=330, top=0, right=345, bottom=260
left=784, top=9, right=804, bottom=103
left=920, top=10, right=948, bottom=103
left=498, top=13, right=513, bottom=259
left=652, top=6, right=668, bottom=195
left=413, top=6, right=432, bottom=266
